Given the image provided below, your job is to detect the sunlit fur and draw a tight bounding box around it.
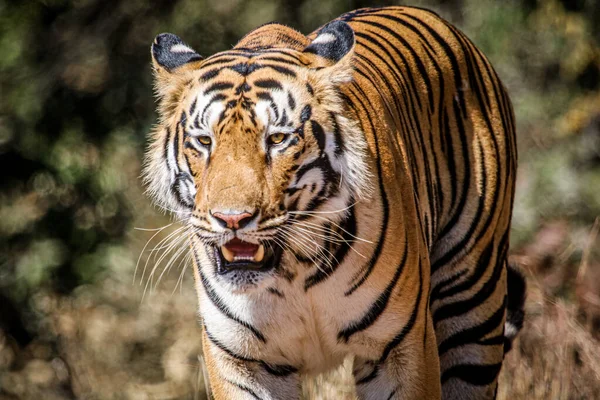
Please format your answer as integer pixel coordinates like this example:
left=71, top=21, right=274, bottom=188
left=144, top=6, right=525, bottom=400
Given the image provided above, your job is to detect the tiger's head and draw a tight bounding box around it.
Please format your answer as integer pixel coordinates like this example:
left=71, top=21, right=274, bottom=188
left=144, top=21, right=372, bottom=291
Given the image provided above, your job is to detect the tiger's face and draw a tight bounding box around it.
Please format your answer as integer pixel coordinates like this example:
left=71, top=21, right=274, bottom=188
left=145, top=23, right=371, bottom=291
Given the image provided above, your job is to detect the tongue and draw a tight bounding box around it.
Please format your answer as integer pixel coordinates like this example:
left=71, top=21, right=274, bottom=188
left=224, top=238, right=259, bottom=258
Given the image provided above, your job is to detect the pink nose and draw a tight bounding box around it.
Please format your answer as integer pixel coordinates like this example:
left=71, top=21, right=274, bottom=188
left=211, top=211, right=254, bottom=230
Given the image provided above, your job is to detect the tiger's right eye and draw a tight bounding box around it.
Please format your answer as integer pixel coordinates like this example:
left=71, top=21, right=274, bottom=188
left=268, top=132, right=287, bottom=145
left=198, top=136, right=212, bottom=146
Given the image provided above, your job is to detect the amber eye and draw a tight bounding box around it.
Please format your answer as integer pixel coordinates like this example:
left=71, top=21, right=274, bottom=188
left=268, top=132, right=287, bottom=145
left=197, top=136, right=212, bottom=146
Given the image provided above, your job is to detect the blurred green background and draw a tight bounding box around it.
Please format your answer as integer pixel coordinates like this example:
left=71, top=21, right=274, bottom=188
left=0, top=0, right=599, bottom=398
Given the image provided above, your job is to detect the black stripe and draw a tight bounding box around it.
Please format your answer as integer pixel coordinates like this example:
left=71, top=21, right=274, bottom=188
left=268, top=64, right=297, bottom=77
left=292, top=152, right=339, bottom=195
left=432, top=234, right=505, bottom=324
left=189, top=98, right=197, bottom=116
left=258, top=56, right=303, bottom=65
left=305, top=83, right=314, bottom=96
left=199, top=56, right=238, bottom=69
left=280, top=109, right=289, bottom=126
left=338, top=236, right=408, bottom=342
left=437, top=296, right=506, bottom=356
left=435, top=237, right=497, bottom=301
left=204, top=82, right=234, bottom=95
left=304, top=207, right=356, bottom=290
left=205, top=328, right=298, bottom=377
left=200, top=93, right=227, bottom=125
left=479, top=334, right=506, bottom=347
left=262, top=363, right=298, bottom=377
left=256, top=92, right=273, bottom=102
left=441, top=362, right=502, bottom=386
left=378, top=258, right=424, bottom=362
left=356, top=365, right=379, bottom=385
left=300, top=104, right=311, bottom=123
left=205, top=329, right=255, bottom=362
left=226, top=380, right=262, bottom=400
left=442, top=109, right=457, bottom=212
left=200, top=68, right=220, bottom=81
left=293, top=154, right=340, bottom=214
left=430, top=268, right=468, bottom=301
left=173, top=123, right=180, bottom=165
left=357, top=259, right=424, bottom=384
left=267, top=287, right=284, bottom=297
left=287, top=92, right=296, bottom=110
left=253, top=79, right=283, bottom=90
left=163, top=127, right=171, bottom=164
left=311, top=121, right=326, bottom=152
left=193, top=249, right=266, bottom=343
left=330, top=113, right=345, bottom=156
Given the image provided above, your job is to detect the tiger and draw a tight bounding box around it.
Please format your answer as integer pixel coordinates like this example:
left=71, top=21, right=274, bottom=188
left=143, top=5, right=526, bottom=400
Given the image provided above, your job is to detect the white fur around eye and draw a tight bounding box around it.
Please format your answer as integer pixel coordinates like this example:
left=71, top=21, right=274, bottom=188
left=266, top=126, right=295, bottom=136
left=255, top=100, right=271, bottom=128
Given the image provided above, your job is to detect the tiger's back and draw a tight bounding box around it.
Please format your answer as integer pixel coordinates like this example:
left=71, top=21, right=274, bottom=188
left=145, top=6, right=523, bottom=400
left=341, top=7, right=519, bottom=397
left=337, top=7, right=518, bottom=397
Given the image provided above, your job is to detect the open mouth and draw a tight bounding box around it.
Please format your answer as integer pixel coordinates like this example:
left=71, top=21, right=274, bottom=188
left=214, top=238, right=283, bottom=274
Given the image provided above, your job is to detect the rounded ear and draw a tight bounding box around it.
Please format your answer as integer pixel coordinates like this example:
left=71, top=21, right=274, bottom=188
left=303, top=21, right=355, bottom=64
left=151, top=33, right=203, bottom=73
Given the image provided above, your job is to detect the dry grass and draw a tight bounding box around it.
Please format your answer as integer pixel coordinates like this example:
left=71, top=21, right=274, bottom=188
left=498, top=280, right=600, bottom=400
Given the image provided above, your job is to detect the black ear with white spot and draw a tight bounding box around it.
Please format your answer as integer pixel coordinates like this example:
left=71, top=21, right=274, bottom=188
left=304, top=21, right=355, bottom=62
left=152, top=33, right=203, bottom=72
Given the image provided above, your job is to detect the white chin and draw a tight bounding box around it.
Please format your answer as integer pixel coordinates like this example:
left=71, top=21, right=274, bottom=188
left=216, top=269, right=275, bottom=293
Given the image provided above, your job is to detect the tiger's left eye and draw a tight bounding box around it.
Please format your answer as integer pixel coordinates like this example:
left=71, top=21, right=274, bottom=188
left=198, top=136, right=212, bottom=146
left=268, top=133, right=287, bottom=145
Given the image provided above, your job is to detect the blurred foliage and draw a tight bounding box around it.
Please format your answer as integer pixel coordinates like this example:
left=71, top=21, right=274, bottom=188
left=0, top=0, right=599, bottom=395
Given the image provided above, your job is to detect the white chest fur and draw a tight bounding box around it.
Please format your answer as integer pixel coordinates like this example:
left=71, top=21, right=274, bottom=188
left=197, top=236, right=390, bottom=375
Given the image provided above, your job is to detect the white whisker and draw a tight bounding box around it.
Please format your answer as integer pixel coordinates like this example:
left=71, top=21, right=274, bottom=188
left=155, top=236, right=191, bottom=290
left=292, top=214, right=373, bottom=244
left=173, top=252, right=192, bottom=296
left=134, top=222, right=174, bottom=284
left=289, top=220, right=369, bottom=259
left=140, top=225, right=188, bottom=286
left=288, top=200, right=360, bottom=215
left=279, top=227, right=338, bottom=274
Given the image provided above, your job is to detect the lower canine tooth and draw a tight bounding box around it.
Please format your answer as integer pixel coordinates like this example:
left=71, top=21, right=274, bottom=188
left=254, top=245, right=265, bottom=262
left=221, top=246, right=235, bottom=262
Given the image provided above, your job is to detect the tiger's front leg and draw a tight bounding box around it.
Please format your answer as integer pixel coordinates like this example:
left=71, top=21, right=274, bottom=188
left=201, top=328, right=301, bottom=399
left=352, top=310, right=441, bottom=400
